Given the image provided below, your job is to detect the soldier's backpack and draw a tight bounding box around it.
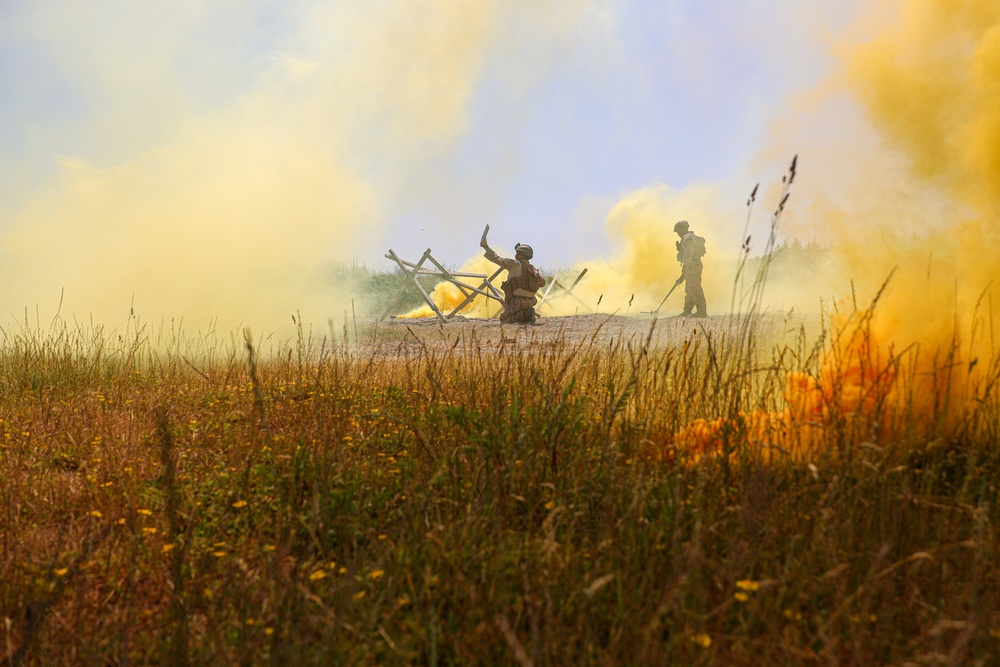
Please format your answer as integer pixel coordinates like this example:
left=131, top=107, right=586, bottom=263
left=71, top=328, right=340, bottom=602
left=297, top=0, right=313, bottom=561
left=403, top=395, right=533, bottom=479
left=689, top=233, right=707, bottom=259
left=525, top=264, right=546, bottom=292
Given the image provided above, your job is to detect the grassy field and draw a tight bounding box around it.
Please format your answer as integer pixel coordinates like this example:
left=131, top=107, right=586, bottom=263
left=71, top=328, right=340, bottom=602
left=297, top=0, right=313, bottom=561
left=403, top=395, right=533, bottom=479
left=1, top=304, right=998, bottom=665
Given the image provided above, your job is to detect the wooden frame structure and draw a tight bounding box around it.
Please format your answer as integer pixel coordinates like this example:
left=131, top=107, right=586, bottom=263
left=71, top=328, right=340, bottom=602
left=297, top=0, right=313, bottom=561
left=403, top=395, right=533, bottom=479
left=379, top=248, right=506, bottom=323
left=537, top=268, right=590, bottom=312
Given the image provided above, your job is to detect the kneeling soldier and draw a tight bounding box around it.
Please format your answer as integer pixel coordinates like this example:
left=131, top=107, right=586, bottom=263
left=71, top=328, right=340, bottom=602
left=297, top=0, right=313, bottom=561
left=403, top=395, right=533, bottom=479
left=481, top=238, right=546, bottom=324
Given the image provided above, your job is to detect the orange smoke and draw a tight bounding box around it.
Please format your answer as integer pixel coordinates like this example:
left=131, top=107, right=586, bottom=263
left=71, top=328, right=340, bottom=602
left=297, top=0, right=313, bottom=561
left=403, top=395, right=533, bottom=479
left=669, top=297, right=993, bottom=462
left=670, top=310, right=896, bottom=462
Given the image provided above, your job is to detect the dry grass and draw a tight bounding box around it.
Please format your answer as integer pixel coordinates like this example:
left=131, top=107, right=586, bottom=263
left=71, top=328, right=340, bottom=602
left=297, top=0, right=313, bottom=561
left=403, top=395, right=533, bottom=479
left=1, top=303, right=998, bottom=666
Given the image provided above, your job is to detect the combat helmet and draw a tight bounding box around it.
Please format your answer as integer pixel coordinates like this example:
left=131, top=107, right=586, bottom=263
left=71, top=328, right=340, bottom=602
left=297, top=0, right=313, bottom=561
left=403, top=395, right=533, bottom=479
left=673, top=220, right=690, bottom=234
left=514, top=243, right=533, bottom=259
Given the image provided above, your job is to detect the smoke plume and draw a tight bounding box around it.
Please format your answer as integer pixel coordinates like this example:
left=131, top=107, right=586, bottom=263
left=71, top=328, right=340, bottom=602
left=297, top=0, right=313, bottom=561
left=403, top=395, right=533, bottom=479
left=0, top=1, right=602, bottom=340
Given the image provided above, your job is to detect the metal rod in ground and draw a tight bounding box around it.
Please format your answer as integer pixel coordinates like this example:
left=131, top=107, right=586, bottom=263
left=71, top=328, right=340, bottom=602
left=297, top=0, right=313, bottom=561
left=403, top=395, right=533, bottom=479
left=642, top=275, right=684, bottom=315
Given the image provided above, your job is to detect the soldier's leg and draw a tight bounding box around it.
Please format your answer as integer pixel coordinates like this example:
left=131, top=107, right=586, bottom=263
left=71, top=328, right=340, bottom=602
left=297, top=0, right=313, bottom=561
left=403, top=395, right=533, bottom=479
left=526, top=297, right=539, bottom=324
left=689, top=261, right=707, bottom=316
left=515, top=299, right=535, bottom=324
left=682, top=292, right=694, bottom=316
left=499, top=302, right=515, bottom=323
left=693, top=290, right=707, bottom=316
left=680, top=265, right=694, bottom=316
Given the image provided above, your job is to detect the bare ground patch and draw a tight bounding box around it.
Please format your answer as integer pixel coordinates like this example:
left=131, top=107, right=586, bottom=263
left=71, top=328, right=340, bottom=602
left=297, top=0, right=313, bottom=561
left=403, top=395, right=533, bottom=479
left=367, top=313, right=780, bottom=355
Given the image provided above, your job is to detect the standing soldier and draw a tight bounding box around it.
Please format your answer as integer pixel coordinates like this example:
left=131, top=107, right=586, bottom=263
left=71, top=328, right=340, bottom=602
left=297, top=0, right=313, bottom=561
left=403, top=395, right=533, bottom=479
left=481, top=233, right=546, bottom=324
left=674, top=220, right=708, bottom=318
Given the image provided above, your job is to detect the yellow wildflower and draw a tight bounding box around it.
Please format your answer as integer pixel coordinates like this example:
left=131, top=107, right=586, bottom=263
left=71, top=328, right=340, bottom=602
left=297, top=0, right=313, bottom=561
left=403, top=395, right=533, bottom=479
left=783, top=609, right=802, bottom=621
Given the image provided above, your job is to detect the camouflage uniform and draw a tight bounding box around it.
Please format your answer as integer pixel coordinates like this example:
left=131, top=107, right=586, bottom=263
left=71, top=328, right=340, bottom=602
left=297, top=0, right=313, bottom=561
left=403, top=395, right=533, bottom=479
left=676, top=230, right=707, bottom=317
left=483, top=245, right=541, bottom=324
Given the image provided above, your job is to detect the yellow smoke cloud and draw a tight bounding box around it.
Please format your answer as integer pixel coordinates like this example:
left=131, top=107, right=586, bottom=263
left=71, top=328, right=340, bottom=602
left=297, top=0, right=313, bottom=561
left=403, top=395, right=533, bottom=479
left=0, top=1, right=602, bottom=339
left=841, top=0, right=1000, bottom=357
left=4, top=120, right=376, bottom=335
left=565, top=183, right=739, bottom=315
left=848, top=1, right=1000, bottom=216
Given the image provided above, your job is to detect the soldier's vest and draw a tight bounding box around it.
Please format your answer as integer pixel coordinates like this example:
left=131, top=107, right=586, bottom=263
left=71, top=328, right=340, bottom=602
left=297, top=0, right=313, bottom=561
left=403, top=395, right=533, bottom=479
left=504, top=260, right=544, bottom=299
